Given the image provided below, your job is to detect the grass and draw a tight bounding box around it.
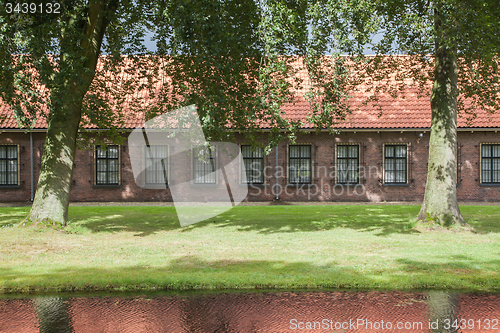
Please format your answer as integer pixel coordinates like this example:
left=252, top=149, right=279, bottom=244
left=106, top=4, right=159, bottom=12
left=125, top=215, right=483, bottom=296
left=0, top=204, right=499, bottom=294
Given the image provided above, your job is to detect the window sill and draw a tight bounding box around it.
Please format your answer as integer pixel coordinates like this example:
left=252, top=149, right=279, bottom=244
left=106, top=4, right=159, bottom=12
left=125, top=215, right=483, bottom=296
left=241, top=183, right=266, bottom=187
left=286, top=183, right=315, bottom=188
left=93, top=184, right=121, bottom=188
left=480, top=183, right=500, bottom=187
left=142, top=184, right=170, bottom=189
left=0, top=185, right=20, bottom=189
left=382, top=183, right=410, bottom=187
left=334, top=183, right=361, bottom=186
left=190, top=183, right=219, bottom=186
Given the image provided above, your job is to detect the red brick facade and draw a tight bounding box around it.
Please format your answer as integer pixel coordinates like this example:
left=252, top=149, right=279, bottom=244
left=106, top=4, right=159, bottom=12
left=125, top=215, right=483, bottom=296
left=1, top=129, right=499, bottom=203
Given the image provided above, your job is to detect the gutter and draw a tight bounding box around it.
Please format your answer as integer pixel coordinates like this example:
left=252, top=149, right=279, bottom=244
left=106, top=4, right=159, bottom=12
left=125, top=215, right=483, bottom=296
left=275, top=144, right=279, bottom=200
left=30, top=131, right=34, bottom=202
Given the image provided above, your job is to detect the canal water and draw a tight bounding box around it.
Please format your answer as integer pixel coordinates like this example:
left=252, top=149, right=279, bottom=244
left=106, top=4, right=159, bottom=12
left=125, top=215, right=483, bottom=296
left=0, top=290, right=498, bottom=332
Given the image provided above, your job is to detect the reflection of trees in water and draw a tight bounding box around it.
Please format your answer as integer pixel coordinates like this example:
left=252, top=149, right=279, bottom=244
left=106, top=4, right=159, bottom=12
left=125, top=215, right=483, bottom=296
left=181, top=295, right=226, bottom=332
left=33, top=297, right=73, bottom=333
left=427, top=291, right=459, bottom=333
left=180, top=294, right=260, bottom=333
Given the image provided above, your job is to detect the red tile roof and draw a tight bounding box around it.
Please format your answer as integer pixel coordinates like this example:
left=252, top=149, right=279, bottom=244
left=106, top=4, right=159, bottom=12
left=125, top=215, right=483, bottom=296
left=1, top=56, right=499, bottom=130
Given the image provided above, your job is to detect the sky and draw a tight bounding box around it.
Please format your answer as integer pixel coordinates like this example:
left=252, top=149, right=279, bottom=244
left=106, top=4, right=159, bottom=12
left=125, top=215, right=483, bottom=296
left=139, top=30, right=382, bottom=55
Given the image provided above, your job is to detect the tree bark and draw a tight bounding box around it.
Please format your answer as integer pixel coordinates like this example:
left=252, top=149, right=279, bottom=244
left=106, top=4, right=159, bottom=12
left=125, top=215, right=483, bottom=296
left=427, top=291, right=459, bottom=333
left=417, top=6, right=469, bottom=227
left=27, top=0, right=116, bottom=225
left=33, top=296, right=73, bottom=333
left=28, top=91, right=84, bottom=224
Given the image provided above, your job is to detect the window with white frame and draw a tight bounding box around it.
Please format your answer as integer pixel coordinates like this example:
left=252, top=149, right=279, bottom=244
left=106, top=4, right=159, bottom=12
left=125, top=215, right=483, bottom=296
left=288, top=145, right=312, bottom=184
left=241, top=145, right=264, bottom=184
left=145, top=145, right=169, bottom=185
left=193, top=146, right=216, bottom=184
left=95, top=145, right=120, bottom=185
left=0, top=145, right=18, bottom=186
left=481, top=144, right=500, bottom=184
left=336, top=144, right=359, bottom=184
left=384, top=144, right=407, bottom=184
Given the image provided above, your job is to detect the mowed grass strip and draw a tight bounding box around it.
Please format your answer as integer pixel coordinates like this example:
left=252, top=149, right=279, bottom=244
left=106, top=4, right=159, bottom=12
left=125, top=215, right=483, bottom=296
left=0, top=205, right=499, bottom=294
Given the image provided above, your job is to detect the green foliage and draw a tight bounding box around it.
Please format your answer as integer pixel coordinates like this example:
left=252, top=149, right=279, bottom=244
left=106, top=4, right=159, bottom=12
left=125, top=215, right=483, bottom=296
left=0, top=0, right=154, bottom=145
left=0, top=0, right=381, bottom=152
left=372, top=0, right=500, bottom=120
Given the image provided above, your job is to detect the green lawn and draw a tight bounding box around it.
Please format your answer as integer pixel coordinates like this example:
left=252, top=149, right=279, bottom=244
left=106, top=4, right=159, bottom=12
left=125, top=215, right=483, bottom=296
left=0, top=204, right=499, bottom=294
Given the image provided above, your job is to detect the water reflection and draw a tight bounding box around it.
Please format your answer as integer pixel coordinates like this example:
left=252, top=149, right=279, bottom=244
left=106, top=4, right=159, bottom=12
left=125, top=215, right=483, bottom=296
left=0, top=291, right=499, bottom=332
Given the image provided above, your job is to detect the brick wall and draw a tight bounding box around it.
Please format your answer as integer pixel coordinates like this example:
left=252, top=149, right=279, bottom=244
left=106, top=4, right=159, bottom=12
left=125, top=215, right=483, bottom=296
left=1, top=130, right=499, bottom=203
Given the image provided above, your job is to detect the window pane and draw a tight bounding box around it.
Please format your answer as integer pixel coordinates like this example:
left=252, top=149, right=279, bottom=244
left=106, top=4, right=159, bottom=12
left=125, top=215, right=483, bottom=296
left=396, top=159, right=405, bottom=171
left=493, top=145, right=500, bottom=158
left=0, top=160, right=5, bottom=184
left=109, top=159, right=118, bottom=172
left=289, top=145, right=311, bottom=184
left=483, top=169, right=491, bottom=183
left=301, top=145, right=311, bottom=158
left=7, top=146, right=16, bottom=159
left=241, top=145, right=251, bottom=158
left=337, top=146, right=346, bottom=158
left=97, top=147, right=106, bottom=158
left=385, top=146, right=394, bottom=157
left=482, top=145, right=500, bottom=183
left=241, top=146, right=264, bottom=184
left=349, top=145, right=358, bottom=158
left=97, top=172, right=106, bottom=184
left=97, top=159, right=106, bottom=172
left=385, top=159, right=393, bottom=171
left=108, top=146, right=118, bottom=158
left=385, top=145, right=407, bottom=183
left=385, top=170, right=394, bottom=183
left=493, top=170, right=500, bottom=183
left=395, top=145, right=406, bottom=157
left=109, top=172, right=119, bottom=184
left=193, top=147, right=216, bottom=184
left=95, top=145, right=119, bottom=185
left=145, top=145, right=168, bottom=185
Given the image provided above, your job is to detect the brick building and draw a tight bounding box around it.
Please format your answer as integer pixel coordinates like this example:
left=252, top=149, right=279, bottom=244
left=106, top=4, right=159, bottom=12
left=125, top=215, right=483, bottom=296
left=1, top=78, right=500, bottom=203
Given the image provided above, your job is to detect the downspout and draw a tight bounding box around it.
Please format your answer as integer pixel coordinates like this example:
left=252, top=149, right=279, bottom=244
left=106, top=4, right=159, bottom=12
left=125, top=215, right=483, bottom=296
left=275, top=144, right=279, bottom=200
left=30, top=131, right=34, bottom=202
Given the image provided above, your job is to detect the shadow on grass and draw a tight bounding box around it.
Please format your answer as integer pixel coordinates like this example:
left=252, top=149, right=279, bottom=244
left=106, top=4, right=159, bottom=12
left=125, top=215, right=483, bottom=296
left=61, top=205, right=425, bottom=237
left=0, top=208, right=29, bottom=228
left=1, top=255, right=500, bottom=293
left=2, top=205, right=499, bottom=236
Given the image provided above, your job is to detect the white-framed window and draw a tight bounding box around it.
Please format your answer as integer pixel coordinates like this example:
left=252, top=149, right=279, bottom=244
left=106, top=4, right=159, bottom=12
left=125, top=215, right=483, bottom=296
left=481, top=143, right=500, bottom=184
left=383, top=144, right=407, bottom=184
left=95, top=145, right=120, bottom=185
left=193, top=146, right=217, bottom=184
left=288, top=144, right=312, bottom=184
left=0, top=145, right=19, bottom=186
left=336, top=144, right=359, bottom=184
left=241, top=145, right=264, bottom=184
left=145, top=145, right=169, bottom=185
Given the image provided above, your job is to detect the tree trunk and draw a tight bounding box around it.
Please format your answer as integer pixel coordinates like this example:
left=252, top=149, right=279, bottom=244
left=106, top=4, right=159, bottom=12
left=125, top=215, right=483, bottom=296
left=27, top=0, right=116, bottom=225
left=427, top=291, right=459, bottom=333
left=28, top=93, right=83, bottom=224
left=33, top=296, right=73, bottom=333
left=417, top=6, right=469, bottom=227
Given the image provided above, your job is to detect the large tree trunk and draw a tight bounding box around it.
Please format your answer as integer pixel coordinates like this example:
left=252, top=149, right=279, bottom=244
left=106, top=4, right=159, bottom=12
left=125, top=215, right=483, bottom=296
left=417, top=6, right=469, bottom=228
left=27, top=0, right=116, bottom=225
left=28, top=89, right=84, bottom=224
left=33, top=296, right=73, bottom=333
left=427, top=291, right=459, bottom=333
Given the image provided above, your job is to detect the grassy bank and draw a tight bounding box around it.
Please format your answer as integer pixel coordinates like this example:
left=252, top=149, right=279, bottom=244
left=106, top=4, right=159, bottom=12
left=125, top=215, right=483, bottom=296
left=1, top=204, right=499, bottom=294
